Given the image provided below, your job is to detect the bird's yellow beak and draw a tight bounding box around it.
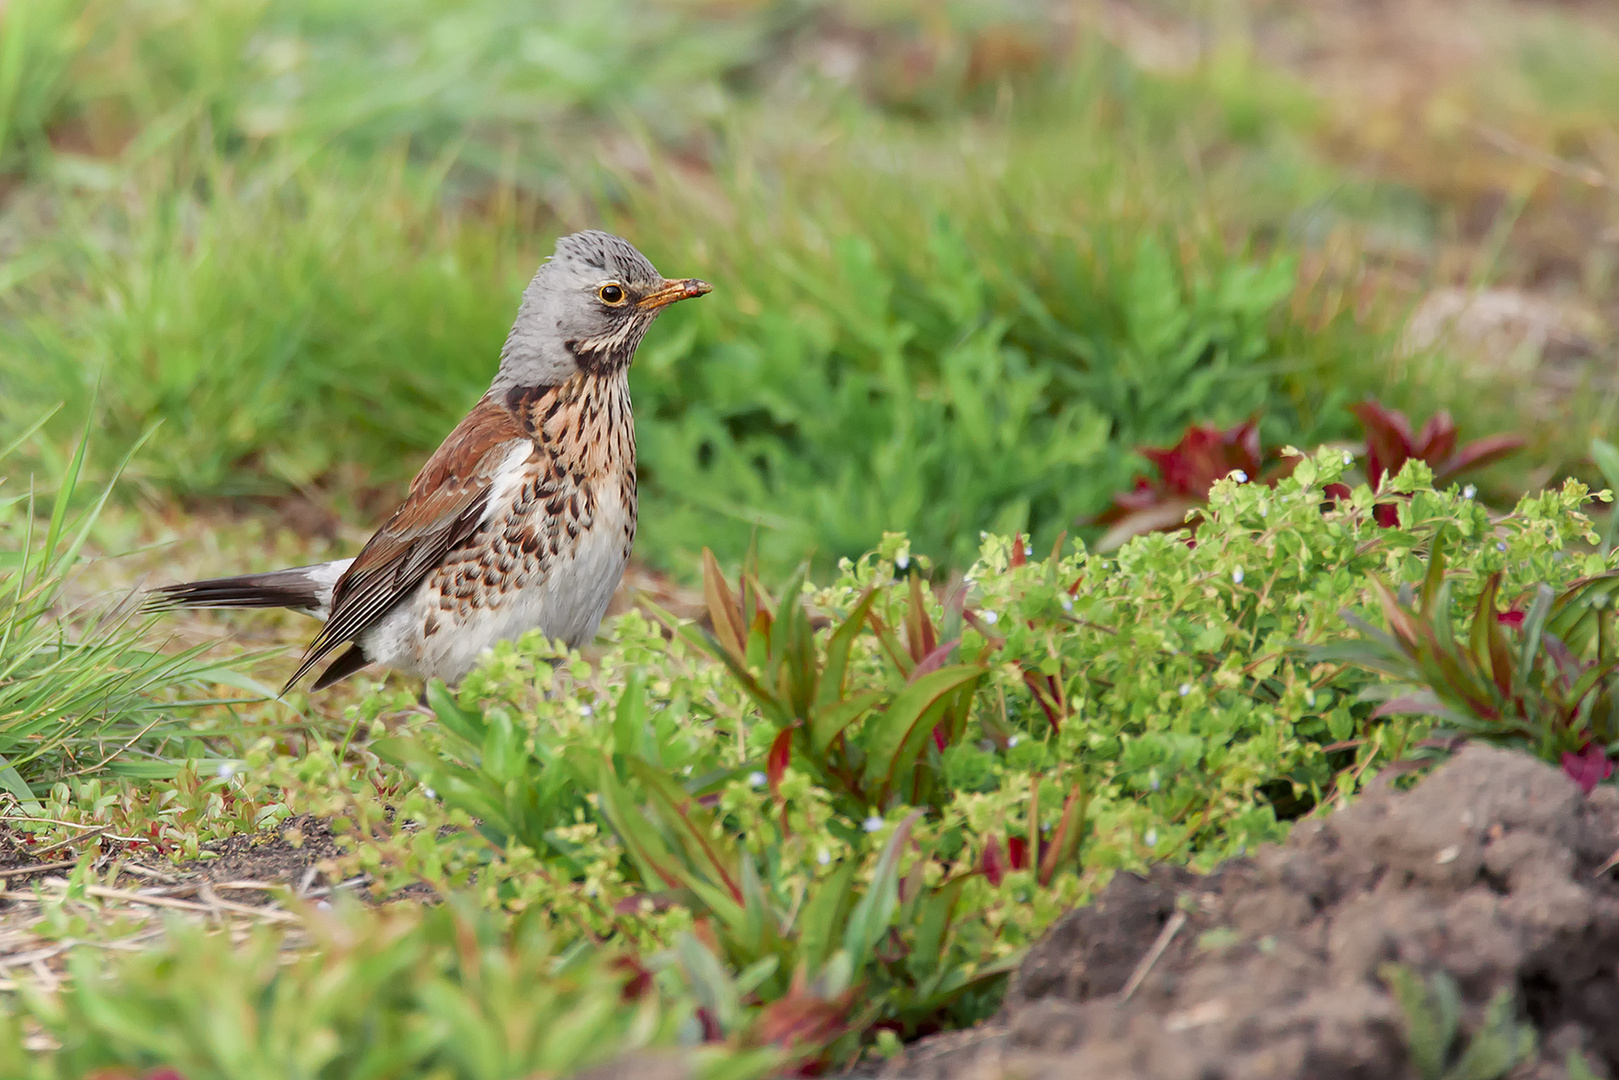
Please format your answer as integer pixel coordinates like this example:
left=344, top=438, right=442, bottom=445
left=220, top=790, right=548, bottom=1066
left=638, top=277, right=713, bottom=312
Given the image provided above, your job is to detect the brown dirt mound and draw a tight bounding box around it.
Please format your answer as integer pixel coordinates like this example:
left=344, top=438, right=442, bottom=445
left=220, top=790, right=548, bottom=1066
left=885, top=744, right=1619, bottom=1080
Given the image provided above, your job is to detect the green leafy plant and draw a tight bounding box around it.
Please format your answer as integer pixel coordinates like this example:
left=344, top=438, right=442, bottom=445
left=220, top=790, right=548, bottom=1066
left=693, top=549, right=992, bottom=814
left=1380, top=963, right=1537, bottom=1080
left=365, top=449, right=1607, bottom=1068
left=1317, top=534, right=1619, bottom=791
left=0, top=897, right=773, bottom=1080
left=1092, top=401, right=1525, bottom=549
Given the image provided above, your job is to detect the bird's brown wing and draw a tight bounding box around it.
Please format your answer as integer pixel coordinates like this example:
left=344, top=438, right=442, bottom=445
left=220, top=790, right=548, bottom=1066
left=284, top=397, right=533, bottom=691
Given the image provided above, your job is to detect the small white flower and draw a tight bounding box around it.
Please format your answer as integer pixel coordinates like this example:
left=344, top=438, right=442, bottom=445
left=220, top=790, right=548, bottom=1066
left=424, top=787, right=437, bottom=800
left=895, top=554, right=910, bottom=570
left=1496, top=541, right=1508, bottom=552
left=1231, top=470, right=1248, bottom=483
left=1305, top=689, right=1316, bottom=707
left=1179, top=683, right=1191, bottom=697
left=1144, top=829, right=1158, bottom=847
left=1232, top=566, right=1245, bottom=584
left=1257, top=504, right=1268, bottom=517
left=863, top=816, right=884, bottom=833
left=215, top=762, right=237, bottom=780
left=1342, top=451, right=1354, bottom=465
left=579, top=705, right=593, bottom=717
left=1462, top=484, right=1477, bottom=499
left=981, top=611, right=999, bottom=624
left=979, top=530, right=989, bottom=540
left=1060, top=596, right=1074, bottom=612
left=682, top=765, right=693, bottom=775
left=817, top=849, right=831, bottom=866
left=1007, top=735, right=1020, bottom=748
left=1024, top=543, right=1033, bottom=556
left=1149, top=775, right=1161, bottom=792
left=748, top=771, right=767, bottom=788
left=317, top=899, right=332, bottom=911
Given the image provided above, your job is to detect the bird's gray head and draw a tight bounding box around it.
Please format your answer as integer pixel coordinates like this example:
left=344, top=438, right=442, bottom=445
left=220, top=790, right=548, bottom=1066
left=493, top=230, right=711, bottom=393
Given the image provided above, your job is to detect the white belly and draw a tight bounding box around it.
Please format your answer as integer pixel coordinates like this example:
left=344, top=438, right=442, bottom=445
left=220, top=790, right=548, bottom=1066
left=359, top=497, right=633, bottom=685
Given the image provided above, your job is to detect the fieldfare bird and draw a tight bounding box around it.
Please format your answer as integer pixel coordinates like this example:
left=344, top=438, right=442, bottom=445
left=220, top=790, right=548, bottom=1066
left=149, top=230, right=710, bottom=692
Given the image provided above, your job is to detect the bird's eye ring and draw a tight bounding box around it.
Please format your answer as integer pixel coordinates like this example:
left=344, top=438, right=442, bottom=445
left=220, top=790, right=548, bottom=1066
left=598, top=283, right=626, bottom=305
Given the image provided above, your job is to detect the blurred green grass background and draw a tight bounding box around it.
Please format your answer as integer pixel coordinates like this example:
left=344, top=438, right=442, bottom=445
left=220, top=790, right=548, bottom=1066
left=2, top=0, right=1615, bottom=576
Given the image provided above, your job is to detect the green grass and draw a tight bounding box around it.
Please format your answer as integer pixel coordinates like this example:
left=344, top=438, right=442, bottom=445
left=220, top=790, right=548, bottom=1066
left=0, top=9, right=1477, bottom=574
left=0, top=417, right=266, bottom=803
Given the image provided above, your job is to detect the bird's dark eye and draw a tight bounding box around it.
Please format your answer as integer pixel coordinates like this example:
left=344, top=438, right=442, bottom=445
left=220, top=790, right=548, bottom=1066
left=598, top=283, right=626, bottom=305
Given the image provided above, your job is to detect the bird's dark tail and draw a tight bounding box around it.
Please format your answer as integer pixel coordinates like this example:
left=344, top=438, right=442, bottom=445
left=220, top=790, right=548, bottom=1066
left=143, top=561, right=349, bottom=619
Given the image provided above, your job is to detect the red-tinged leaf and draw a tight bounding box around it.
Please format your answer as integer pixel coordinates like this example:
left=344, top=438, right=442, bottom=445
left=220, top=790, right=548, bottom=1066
left=1067, top=575, right=1083, bottom=595
left=808, top=689, right=883, bottom=756
left=868, top=612, right=915, bottom=678
left=1435, top=434, right=1526, bottom=484
left=816, top=587, right=880, bottom=709
left=754, top=987, right=853, bottom=1057
left=1007, top=835, right=1029, bottom=870
left=1562, top=742, right=1615, bottom=794
left=613, top=893, right=678, bottom=915
left=1413, top=410, right=1457, bottom=464
left=748, top=607, right=772, bottom=652
left=1095, top=498, right=1202, bottom=553
left=1039, top=781, right=1089, bottom=886
left=1047, top=530, right=1068, bottom=564
left=1370, top=695, right=1470, bottom=722
left=1022, top=668, right=1063, bottom=731
left=863, top=665, right=987, bottom=794
left=696, top=1007, right=724, bottom=1043
left=1350, top=400, right=1415, bottom=488
left=628, top=759, right=745, bottom=907
left=702, top=548, right=747, bottom=662
left=767, top=727, right=792, bottom=799
left=1497, top=609, right=1525, bottom=628
left=1010, top=533, right=1027, bottom=568
left=981, top=833, right=1005, bottom=886
left=1420, top=530, right=1449, bottom=612
left=1139, top=419, right=1262, bottom=498
left=1373, top=502, right=1400, bottom=528
left=595, top=773, right=689, bottom=893
left=906, top=573, right=937, bottom=664
left=1567, top=657, right=1618, bottom=705
left=1026, top=774, right=1041, bottom=870
left=911, top=638, right=961, bottom=683
left=1091, top=421, right=1274, bottom=548
left=961, top=608, right=1005, bottom=645
left=1323, top=482, right=1352, bottom=503
left=1370, top=578, right=1422, bottom=646
left=612, top=955, right=656, bottom=1001
left=1477, top=575, right=1515, bottom=699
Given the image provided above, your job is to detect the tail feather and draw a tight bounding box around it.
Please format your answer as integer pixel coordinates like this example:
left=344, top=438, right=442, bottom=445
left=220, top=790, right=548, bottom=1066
left=144, top=560, right=352, bottom=620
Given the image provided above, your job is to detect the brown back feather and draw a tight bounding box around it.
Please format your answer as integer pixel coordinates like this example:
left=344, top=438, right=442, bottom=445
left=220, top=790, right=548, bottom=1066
left=284, top=396, right=534, bottom=690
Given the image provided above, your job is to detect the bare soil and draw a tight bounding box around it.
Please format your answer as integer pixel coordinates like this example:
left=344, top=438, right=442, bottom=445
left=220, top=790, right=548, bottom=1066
left=882, top=745, right=1619, bottom=1080
left=184, top=813, right=348, bottom=893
